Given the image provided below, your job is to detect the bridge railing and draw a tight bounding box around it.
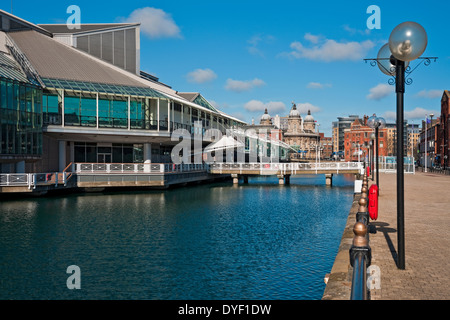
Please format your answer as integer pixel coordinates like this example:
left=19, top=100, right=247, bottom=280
left=209, top=161, right=363, bottom=174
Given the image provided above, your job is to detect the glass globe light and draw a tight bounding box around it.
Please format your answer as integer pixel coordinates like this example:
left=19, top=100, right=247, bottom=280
left=367, top=115, right=377, bottom=128
left=377, top=117, right=386, bottom=129
left=389, top=21, right=427, bottom=62
left=377, top=43, right=409, bottom=76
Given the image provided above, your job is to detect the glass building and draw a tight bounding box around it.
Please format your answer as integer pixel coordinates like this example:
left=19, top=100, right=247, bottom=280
left=0, top=9, right=247, bottom=173
left=0, top=51, right=43, bottom=173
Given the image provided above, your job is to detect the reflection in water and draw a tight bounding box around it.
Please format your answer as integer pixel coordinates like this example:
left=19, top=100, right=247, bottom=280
left=0, top=174, right=355, bottom=300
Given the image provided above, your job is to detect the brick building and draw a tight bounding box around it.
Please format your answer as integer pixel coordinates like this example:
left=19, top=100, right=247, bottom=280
left=344, top=115, right=387, bottom=162
left=438, top=90, right=450, bottom=168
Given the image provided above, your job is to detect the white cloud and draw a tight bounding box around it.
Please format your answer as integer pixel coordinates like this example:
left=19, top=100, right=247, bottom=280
left=383, top=107, right=440, bottom=121
left=244, top=100, right=286, bottom=113
left=366, top=83, right=393, bottom=100
left=343, top=24, right=371, bottom=36
left=304, top=33, right=321, bottom=44
left=415, top=89, right=443, bottom=99
left=307, top=82, right=332, bottom=89
left=225, top=78, right=266, bottom=93
left=121, top=7, right=181, bottom=39
left=247, top=34, right=275, bottom=57
left=286, top=36, right=375, bottom=62
left=186, top=68, right=217, bottom=84
left=295, top=102, right=321, bottom=114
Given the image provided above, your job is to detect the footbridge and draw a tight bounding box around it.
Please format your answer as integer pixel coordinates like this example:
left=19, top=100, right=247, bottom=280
left=208, top=162, right=364, bottom=185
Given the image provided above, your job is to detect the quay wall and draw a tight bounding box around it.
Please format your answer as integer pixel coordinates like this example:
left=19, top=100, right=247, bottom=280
left=322, top=194, right=359, bottom=300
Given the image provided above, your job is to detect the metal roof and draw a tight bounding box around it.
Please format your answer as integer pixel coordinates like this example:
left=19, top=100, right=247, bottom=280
left=42, top=77, right=166, bottom=98
left=0, top=51, right=34, bottom=84
left=38, top=23, right=140, bottom=35
left=7, top=30, right=150, bottom=88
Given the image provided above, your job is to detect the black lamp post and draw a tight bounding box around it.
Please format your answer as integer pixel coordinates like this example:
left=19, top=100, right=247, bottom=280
left=365, top=21, right=436, bottom=270
left=368, top=115, right=386, bottom=193
left=370, top=134, right=375, bottom=181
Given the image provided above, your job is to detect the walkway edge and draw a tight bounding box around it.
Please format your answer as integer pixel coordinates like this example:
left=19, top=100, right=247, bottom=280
left=322, top=194, right=359, bottom=300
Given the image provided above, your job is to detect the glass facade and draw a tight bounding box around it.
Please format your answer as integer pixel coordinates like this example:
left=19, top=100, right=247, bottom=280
left=74, top=142, right=143, bottom=163
left=41, top=85, right=245, bottom=134
left=0, top=78, right=42, bottom=156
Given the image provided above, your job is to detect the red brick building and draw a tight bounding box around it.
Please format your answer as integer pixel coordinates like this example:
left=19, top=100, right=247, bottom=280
left=319, top=133, right=333, bottom=159
left=438, top=90, right=450, bottom=168
left=344, top=116, right=388, bottom=162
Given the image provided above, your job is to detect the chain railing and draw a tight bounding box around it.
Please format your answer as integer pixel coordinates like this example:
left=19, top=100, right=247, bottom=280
left=349, top=173, right=372, bottom=300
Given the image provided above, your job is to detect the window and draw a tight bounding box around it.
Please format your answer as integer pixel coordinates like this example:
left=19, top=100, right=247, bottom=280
left=130, top=97, right=144, bottom=129
left=0, top=79, right=42, bottom=156
left=98, top=95, right=128, bottom=128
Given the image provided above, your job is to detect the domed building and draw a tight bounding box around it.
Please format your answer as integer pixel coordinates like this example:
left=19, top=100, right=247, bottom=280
left=259, top=108, right=273, bottom=126
left=282, top=103, right=320, bottom=161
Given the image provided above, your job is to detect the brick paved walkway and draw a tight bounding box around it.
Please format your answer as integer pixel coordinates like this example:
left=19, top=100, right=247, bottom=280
left=368, top=171, right=450, bottom=300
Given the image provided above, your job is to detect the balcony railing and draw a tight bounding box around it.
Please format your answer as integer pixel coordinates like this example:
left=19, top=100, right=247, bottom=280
left=75, top=162, right=209, bottom=174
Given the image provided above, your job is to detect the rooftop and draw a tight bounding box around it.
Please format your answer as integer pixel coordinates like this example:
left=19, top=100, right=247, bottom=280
left=38, top=23, right=139, bottom=35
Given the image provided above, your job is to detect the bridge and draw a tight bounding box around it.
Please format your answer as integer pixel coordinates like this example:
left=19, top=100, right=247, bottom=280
left=208, top=162, right=364, bottom=185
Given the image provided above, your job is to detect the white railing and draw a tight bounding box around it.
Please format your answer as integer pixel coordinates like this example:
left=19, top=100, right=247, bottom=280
left=208, top=161, right=364, bottom=175
left=0, top=172, right=71, bottom=189
left=372, top=156, right=416, bottom=174
left=75, top=163, right=209, bottom=174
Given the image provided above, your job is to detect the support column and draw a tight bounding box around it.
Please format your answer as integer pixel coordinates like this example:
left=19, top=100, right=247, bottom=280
left=243, top=175, right=248, bottom=184
left=144, top=143, right=152, bottom=163
left=277, top=174, right=285, bottom=185
left=285, top=174, right=290, bottom=185
left=325, top=173, right=333, bottom=186
left=231, top=174, right=239, bottom=184
left=59, top=140, right=66, bottom=172
left=69, top=141, right=75, bottom=163
left=144, top=143, right=152, bottom=173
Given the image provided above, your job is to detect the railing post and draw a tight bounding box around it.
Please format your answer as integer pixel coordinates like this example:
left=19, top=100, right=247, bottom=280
left=349, top=221, right=371, bottom=300
left=357, top=186, right=369, bottom=226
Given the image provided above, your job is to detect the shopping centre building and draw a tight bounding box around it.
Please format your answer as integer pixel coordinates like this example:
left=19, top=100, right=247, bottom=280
left=0, top=9, right=247, bottom=174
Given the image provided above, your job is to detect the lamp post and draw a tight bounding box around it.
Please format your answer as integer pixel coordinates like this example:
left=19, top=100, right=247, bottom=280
left=365, top=21, right=435, bottom=270
left=425, top=114, right=428, bottom=172
left=368, top=114, right=386, bottom=191
left=370, top=134, right=375, bottom=181
left=430, top=113, right=434, bottom=168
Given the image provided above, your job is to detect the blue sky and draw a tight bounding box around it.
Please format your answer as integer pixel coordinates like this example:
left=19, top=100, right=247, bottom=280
left=2, top=0, right=448, bottom=136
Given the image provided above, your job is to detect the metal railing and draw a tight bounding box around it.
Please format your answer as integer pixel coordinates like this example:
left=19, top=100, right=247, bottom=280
left=209, top=161, right=364, bottom=175
left=0, top=172, right=71, bottom=190
left=75, top=162, right=209, bottom=174
left=349, top=174, right=372, bottom=300
left=372, top=157, right=415, bottom=174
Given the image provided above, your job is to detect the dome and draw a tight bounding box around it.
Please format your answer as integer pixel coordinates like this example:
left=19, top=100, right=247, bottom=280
left=304, top=109, right=314, bottom=122
left=260, top=108, right=271, bottom=120
left=289, top=103, right=301, bottom=117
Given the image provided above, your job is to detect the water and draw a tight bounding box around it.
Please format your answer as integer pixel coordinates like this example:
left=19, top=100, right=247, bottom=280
left=0, top=174, right=355, bottom=300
